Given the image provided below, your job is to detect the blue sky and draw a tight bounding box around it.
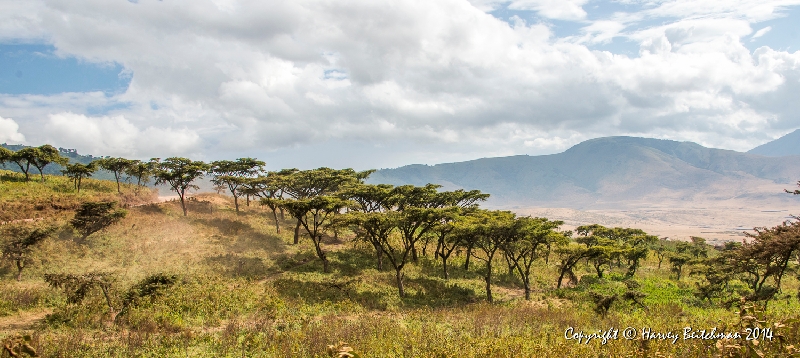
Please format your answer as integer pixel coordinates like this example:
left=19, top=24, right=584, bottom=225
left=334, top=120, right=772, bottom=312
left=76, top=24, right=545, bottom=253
left=1, top=0, right=799, bottom=169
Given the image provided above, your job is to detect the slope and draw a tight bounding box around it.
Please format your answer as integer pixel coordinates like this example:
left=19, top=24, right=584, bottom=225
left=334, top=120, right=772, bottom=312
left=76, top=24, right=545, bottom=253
left=748, top=129, right=800, bottom=157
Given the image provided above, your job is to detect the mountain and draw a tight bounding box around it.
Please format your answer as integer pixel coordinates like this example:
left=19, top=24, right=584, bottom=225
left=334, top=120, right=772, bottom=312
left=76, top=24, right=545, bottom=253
left=368, top=136, right=800, bottom=209
left=748, top=129, right=800, bottom=157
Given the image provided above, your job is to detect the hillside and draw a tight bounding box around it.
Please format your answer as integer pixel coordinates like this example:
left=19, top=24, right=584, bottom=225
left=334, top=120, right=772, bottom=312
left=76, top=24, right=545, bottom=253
left=369, top=136, right=800, bottom=209
left=748, top=129, right=800, bottom=157
left=1, top=174, right=798, bottom=356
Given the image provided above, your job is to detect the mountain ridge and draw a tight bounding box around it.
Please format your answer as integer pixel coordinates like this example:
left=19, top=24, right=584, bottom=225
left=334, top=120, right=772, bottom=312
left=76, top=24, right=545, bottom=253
left=368, top=136, right=800, bottom=208
left=748, top=129, right=800, bottom=157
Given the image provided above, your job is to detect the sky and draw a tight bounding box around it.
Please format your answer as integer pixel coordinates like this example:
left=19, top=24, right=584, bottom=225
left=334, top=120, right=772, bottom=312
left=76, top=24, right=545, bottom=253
left=1, top=0, right=799, bottom=170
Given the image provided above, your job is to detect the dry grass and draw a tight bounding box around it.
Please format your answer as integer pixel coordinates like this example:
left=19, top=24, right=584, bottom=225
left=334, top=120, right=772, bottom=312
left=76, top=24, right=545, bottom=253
left=1, top=178, right=800, bottom=357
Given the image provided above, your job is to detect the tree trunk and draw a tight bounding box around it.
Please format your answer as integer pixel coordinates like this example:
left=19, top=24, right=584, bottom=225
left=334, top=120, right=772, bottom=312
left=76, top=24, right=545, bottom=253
left=115, top=172, right=121, bottom=194
left=271, top=209, right=280, bottom=234
left=594, top=263, right=604, bottom=279
left=463, top=246, right=472, bottom=270
left=233, top=194, right=240, bottom=213
left=293, top=220, right=301, bottom=244
left=374, top=243, right=384, bottom=270
left=411, top=245, right=418, bottom=263
left=313, top=238, right=330, bottom=273
left=179, top=191, right=188, bottom=216
left=15, top=259, right=23, bottom=281
left=100, top=285, right=117, bottom=323
left=505, top=254, right=515, bottom=276
left=485, top=261, right=493, bottom=303
left=557, top=267, right=567, bottom=289
left=280, top=208, right=285, bottom=220
left=395, top=269, right=405, bottom=297
left=523, top=278, right=531, bottom=300
left=442, top=256, right=449, bottom=280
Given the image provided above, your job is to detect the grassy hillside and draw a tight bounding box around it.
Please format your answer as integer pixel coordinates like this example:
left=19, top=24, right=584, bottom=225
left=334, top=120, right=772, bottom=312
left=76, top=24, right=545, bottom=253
left=0, top=170, right=156, bottom=222
left=1, top=176, right=799, bottom=357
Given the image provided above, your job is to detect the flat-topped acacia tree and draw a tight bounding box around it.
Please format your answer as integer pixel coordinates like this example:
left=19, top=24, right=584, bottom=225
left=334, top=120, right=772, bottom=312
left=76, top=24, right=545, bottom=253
left=277, top=195, right=351, bottom=273
left=1, top=223, right=55, bottom=281
left=5, top=145, right=69, bottom=182
left=97, top=157, right=136, bottom=194
left=62, top=162, right=97, bottom=192
left=248, top=168, right=298, bottom=233
left=280, top=167, right=373, bottom=244
left=0, top=147, right=13, bottom=172
left=8, top=147, right=38, bottom=181
left=125, top=160, right=155, bottom=188
left=504, top=217, right=565, bottom=300
left=30, top=144, right=68, bottom=182
left=152, top=157, right=211, bottom=216
left=210, top=158, right=265, bottom=213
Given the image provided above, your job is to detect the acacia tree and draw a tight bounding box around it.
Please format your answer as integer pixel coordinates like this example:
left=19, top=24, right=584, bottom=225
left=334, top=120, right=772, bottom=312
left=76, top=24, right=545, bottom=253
left=575, top=226, right=620, bottom=279
left=249, top=169, right=297, bottom=233
left=427, top=189, right=489, bottom=273
left=210, top=158, right=265, bottom=213
left=29, top=144, right=68, bottom=182
left=280, top=168, right=370, bottom=244
left=8, top=147, right=37, bottom=181
left=575, top=225, right=657, bottom=279
left=97, top=157, right=136, bottom=194
left=272, top=196, right=351, bottom=273
left=505, top=217, right=565, bottom=300
left=1, top=224, right=55, bottom=281
left=62, top=162, right=97, bottom=192
left=44, top=272, right=118, bottom=322
left=392, top=184, right=446, bottom=264
left=125, top=160, right=155, bottom=188
left=735, top=221, right=800, bottom=302
left=152, top=157, right=210, bottom=216
left=344, top=184, right=445, bottom=297
left=462, top=210, right=517, bottom=303
left=0, top=147, right=12, bottom=170
left=432, top=210, right=467, bottom=279
left=555, top=242, right=590, bottom=288
left=70, top=201, right=127, bottom=242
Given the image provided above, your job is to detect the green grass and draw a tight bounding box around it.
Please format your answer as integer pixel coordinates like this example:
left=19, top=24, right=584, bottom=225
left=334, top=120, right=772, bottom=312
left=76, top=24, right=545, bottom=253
left=1, top=177, right=800, bottom=357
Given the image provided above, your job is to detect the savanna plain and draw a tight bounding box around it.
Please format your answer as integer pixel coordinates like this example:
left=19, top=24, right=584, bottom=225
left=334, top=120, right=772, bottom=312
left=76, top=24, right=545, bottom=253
left=2, top=166, right=800, bottom=358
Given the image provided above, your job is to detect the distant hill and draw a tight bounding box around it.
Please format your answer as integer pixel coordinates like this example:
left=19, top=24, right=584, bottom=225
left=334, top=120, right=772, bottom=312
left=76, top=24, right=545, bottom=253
left=748, top=129, right=800, bottom=157
left=368, top=136, right=800, bottom=209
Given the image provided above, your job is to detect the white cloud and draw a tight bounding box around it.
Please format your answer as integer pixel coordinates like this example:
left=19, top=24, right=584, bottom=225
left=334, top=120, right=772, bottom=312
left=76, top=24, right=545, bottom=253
left=43, top=112, right=200, bottom=158
left=752, top=26, right=772, bottom=39
left=0, top=116, right=25, bottom=143
left=0, top=0, right=799, bottom=167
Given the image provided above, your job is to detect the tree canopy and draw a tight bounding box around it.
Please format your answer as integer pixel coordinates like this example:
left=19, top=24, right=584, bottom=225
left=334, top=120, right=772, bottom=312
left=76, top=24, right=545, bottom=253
left=152, top=157, right=211, bottom=216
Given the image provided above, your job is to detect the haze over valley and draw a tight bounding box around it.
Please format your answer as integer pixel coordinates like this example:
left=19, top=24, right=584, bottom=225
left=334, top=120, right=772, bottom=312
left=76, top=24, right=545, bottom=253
left=369, top=136, right=800, bottom=243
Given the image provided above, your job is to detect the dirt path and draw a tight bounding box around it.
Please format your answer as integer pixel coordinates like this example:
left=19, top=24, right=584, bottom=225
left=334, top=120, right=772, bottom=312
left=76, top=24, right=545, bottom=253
left=0, top=309, right=50, bottom=333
